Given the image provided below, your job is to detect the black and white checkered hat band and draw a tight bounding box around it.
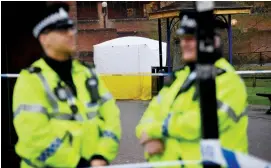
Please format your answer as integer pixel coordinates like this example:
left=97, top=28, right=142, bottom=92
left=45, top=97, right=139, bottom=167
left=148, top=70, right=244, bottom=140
left=176, top=15, right=197, bottom=35
left=32, top=8, right=69, bottom=38
left=180, top=15, right=197, bottom=29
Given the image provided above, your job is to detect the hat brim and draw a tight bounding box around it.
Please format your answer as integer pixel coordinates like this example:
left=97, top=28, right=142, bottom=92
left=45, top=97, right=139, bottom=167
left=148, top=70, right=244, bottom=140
left=176, top=27, right=196, bottom=36
left=40, top=19, right=74, bottom=34
left=54, top=19, right=74, bottom=29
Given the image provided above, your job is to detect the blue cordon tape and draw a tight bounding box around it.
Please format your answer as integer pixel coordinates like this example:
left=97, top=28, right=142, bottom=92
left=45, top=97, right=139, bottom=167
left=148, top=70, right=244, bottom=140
left=200, top=140, right=271, bottom=168
left=1, top=70, right=271, bottom=78
left=85, top=140, right=271, bottom=168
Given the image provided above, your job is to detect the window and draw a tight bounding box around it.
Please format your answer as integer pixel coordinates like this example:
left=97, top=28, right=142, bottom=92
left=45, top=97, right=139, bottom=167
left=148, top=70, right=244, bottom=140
left=77, top=2, right=98, bottom=20
left=107, top=2, right=148, bottom=19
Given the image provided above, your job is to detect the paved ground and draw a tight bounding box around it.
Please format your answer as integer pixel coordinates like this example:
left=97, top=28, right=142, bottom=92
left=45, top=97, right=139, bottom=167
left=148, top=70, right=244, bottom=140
left=112, top=101, right=271, bottom=165
left=247, top=105, right=271, bottom=161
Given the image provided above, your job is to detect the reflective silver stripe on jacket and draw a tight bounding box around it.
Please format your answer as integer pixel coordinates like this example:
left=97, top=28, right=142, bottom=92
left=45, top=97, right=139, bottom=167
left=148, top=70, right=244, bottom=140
left=87, top=102, right=99, bottom=110
left=36, top=72, right=59, bottom=112
left=14, top=105, right=85, bottom=121
left=217, top=100, right=248, bottom=122
left=86, top=102, right=99, bottom=119
left=188, top=71, right=197, bottom=81
left=51, top=112, right=95, bottom=121
left=49, top=113, right=72, bottom=120
left=157, top=94, right=162, bottom=103
left=74, top=114, right=84, bottom=121
left=14, top=104, right=49, bottom=118
left=140, top=118, right=154, bottom=124
left=100, top=92, right=113, bottom=104
left=86, top=111, right=97, bottom=120
left=49, top=113, right=84, bottom=121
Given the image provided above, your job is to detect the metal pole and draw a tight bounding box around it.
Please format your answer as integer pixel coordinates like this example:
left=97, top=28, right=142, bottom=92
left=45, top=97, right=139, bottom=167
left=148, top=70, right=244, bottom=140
left=158, top=18, right=163, bottom=68
left=104, top=15, right=106, bottom=28
left=228, top=14, right=233, bottom=64
left=102, top=5, right=107, bottom=28
left=158, top=18, right=163, bottom=91
left=166, top=18, right=171, bottom=73
left=195, top=2, right=220, bottom=168
left=259, top=52, right=263, bottom=66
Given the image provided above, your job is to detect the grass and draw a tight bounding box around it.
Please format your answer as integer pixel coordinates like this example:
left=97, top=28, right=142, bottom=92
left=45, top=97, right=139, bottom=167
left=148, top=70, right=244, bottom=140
left=246, top=87, right=271, bottom=105
left=235, top=65, right=271, bottom=71
left=232, top=65, right=271, bottom=105
left=244, top=78, right=271, bottom=106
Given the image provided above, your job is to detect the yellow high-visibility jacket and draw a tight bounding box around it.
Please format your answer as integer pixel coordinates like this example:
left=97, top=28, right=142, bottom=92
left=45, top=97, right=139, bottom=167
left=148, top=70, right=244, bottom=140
left=13, top=58, right=121, bottom=168
left=136, top=58, right=248, bottom=168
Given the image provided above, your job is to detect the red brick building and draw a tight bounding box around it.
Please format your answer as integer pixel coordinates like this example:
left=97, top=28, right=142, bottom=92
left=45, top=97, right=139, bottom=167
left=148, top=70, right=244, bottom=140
left=65, top=1, right=162, bottom=62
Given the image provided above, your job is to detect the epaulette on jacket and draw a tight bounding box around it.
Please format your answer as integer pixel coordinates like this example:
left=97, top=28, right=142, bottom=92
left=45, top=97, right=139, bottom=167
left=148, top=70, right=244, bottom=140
left=164, top=65, right=185, bottom=87
left=192, top=67, right=227, bottom=101
left=27, top=66, right=42, bottom=73
left=172, top=65, right=186, bottom=80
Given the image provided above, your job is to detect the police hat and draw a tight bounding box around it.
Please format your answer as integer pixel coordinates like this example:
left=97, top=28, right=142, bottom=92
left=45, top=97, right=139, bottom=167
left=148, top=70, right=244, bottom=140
left=176, top=11, right=228, bottom=36
left=176, top=11, right=197, bottom=36
left=32, top=2, right=74, bottom=38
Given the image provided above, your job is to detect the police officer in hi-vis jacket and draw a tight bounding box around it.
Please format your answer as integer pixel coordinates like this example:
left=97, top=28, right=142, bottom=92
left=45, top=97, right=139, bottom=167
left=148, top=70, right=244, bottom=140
left=136, top=11, right=248, bottom=168
left=13, top=3, right=121, bottom=168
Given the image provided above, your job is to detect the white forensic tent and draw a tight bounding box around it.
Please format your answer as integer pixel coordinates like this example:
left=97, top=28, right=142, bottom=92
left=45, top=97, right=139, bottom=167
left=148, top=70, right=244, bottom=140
left=93, top=36, right=167, bottom=100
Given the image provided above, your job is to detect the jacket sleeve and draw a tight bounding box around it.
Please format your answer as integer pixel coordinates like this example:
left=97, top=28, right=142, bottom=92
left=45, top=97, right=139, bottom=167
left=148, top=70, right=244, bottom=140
left=135, top=87, right=169, bottom=139
left=13, top=70, right=81, bottom=168
left=143, top=72, right=248, bottom=141
left=92, top=75, right=122, bottom=163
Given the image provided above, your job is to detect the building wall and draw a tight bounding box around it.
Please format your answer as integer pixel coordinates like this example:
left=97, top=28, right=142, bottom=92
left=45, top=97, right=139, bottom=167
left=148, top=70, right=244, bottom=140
left=70, top=1, right=158, bottom=63
left=76, top=2, right=98, bottom=20
left=66, top=1, right=77, bottom=20
left=77, top=29, right=118, bottom=62
left=231, top=30, right=271, bottom=64
left=78, top=19, right=157, bottom=33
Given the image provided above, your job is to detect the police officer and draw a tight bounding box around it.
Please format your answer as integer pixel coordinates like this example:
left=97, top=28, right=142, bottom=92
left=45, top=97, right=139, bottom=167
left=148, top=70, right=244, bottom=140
left=13, top=3, right=121, bottom=168
left=136, top=11, right=248, bottom=168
